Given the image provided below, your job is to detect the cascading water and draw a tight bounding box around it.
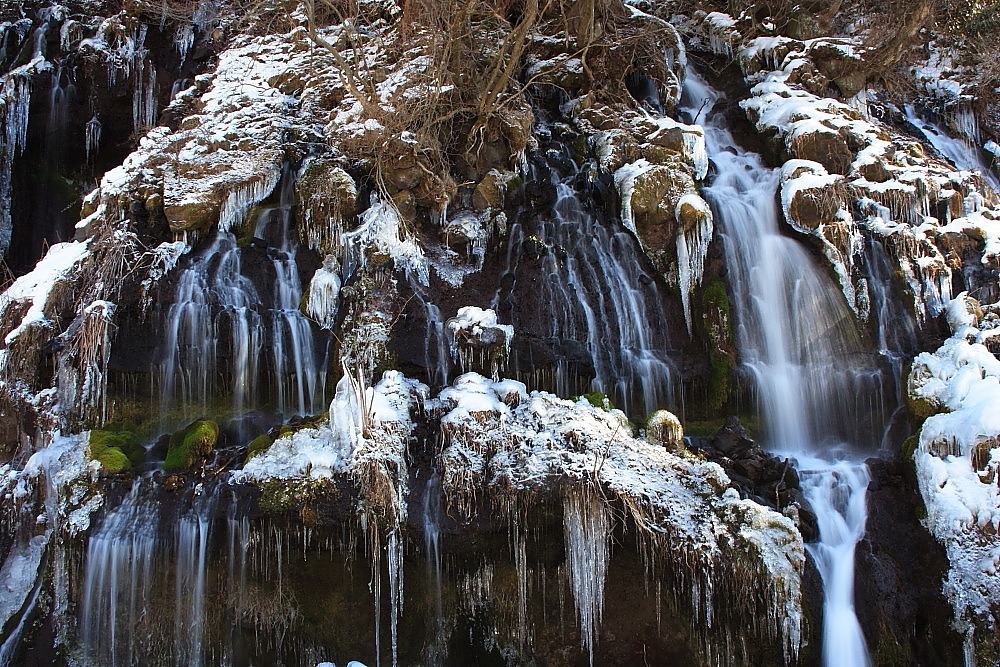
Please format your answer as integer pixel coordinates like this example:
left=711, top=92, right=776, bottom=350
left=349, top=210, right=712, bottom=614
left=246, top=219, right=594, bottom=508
left=158, top=169, right=329, bottom=424
left=496, top=135, right=678, bottom=415
left=80, top=480, right=222, bottom=666
left=251, top=172, right=328, bottom=418
left=159, top=231, right=263, bottom=419
left=905, top=104, right=1000, bottom=194
left=684, top=71, right=886, bottom=666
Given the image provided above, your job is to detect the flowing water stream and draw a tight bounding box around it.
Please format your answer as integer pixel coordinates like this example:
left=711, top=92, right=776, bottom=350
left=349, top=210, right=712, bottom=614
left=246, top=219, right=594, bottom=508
left=158, top=167, right=328, bottom=425
left=495, top=136, right=679, bottom=415
left=684, top=72, right=885, bottom=666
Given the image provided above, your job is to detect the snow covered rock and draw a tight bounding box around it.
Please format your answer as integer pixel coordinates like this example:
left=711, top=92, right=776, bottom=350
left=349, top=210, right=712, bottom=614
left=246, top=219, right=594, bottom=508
left=909, top=294, right=1000, bottom=642
left=434, top=373, right=805, bottom=661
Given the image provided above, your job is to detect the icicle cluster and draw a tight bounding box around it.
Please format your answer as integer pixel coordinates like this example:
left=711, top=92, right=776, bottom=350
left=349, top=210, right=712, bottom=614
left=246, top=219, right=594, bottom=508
left=674, top=193, right=713, bottom=335
left=563, top=488, right=611, bottom=666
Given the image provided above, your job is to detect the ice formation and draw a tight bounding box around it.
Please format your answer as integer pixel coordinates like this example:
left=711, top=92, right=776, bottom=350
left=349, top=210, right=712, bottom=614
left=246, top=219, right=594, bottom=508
left=445, top=306, right=514, bottom=379
left=434, top=372, right=805, bottom=660
left=909, top=294, right=1000, bottom=637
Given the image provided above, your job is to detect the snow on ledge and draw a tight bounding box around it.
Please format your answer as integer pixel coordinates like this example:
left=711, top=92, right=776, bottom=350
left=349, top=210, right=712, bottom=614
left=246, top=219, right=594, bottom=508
left=909, top=293, right=1000, bottom=636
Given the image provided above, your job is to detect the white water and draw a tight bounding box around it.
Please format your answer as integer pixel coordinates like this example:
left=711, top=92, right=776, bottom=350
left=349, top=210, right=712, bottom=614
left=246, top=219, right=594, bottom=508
left=496, top=143, right=678, bottom=414
left=159, top=231, right=263, bottom=418
left=905, top=104, right=1000, bottom=194
left=159, top=170, right=328, bottom=422
left=251, top=173, right=327, bottom=417
left=685, top=71, right=876, bottom=666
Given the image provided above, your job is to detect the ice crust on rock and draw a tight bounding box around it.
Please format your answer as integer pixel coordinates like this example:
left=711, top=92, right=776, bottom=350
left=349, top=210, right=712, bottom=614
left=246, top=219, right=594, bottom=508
left=235, top=371, right=427, bottom=485
left=434, top=372, right=804, bottom=660
left=909, top=294, right=1000, bottom=636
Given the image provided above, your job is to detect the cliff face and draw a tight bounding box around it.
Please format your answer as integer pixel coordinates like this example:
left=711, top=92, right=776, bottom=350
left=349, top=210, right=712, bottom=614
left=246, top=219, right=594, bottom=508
left=0, top=0, right=998, bottom=664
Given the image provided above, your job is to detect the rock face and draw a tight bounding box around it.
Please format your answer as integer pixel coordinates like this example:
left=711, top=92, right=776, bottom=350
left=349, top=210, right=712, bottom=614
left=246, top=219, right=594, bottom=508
left=1, top=0, right=1000, bottom=663
left=689, top=417, right=818, bottom=541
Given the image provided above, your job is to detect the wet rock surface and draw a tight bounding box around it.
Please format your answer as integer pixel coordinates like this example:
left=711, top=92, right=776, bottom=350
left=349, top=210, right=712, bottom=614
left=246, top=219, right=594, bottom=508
left=688, top=416, right=818, bottom=542
left=856, top=457, right=964, bottom=665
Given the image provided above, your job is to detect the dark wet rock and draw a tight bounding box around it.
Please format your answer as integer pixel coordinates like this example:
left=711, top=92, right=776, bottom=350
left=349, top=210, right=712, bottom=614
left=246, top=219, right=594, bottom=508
left=221, top=410, right=283, bottom=446
left=855, top=457, right=964, bottom=665
left=688, top=416, right=818, bottom=541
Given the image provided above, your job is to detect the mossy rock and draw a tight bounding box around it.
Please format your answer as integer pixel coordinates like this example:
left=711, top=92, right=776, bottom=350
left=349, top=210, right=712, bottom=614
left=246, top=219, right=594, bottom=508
left=164, top=419, right=219, bottom=472
left=581, top=392, right=614, bottom=411
left=88, top=429, right=147, bottom=472
left=901, top=433, right=920, bottom=460
left=95, top=447, right=130, bottom=473
left=245, top=434, right=275, bottom=465
left=904, top=391, right=940, bottom=423
left=699, top=277, right=735, bottom=414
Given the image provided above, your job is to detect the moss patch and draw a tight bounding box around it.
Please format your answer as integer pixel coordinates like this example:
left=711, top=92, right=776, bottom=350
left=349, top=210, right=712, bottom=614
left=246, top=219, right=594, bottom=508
left=88, top=429, right=146, bottom=473
left=245, top=434, right=275, bottom=465
left=164, top=419, right=219, bottom=472
left=581, top=391, right=614, bottom=411
left=699, top=277, right=735, bottom=415
left=257, top=478, right=337, bottom=514
left=901, top=433, right=920, bottom=460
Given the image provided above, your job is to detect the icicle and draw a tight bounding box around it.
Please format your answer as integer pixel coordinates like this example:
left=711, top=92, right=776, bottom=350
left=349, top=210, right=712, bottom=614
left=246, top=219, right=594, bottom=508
left=133, top=57, right=158, bottom=131
left=218, top=170, right=281, bottom=231
left=515, top=525, right=529, bottom=647
left=85, top=115, right=102, bottom=165
left=175, top=23, right=195, bottom=69
left=612, top=159, right=653, bottom=236
left=563, top=488, right=610, bottom=666
left=674, top=193, right=713, bottom=336
left=306, top=256, right=341, bottom=329
left=0, top=73, right=32, bottom=255
left=343, top=195, right=429, bottom=285
left=388, top=529, right=403, bottom=667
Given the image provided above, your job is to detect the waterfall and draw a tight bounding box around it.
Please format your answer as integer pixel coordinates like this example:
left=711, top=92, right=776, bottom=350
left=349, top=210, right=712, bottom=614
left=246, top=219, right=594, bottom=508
left=684, top=70, right=880, bottom=666
left=251, top=172, right=327, bottom=417
left=496, top=139, right=678, bottom=415
left=799, top=460, right=872, bottom=667
left=905, top=104, right=1000, bottom=194
left=80, top=482, right=161, bottom=664
left=159, top=169, right=328, bottom=424
left=158, top=231, right=262, bottom=418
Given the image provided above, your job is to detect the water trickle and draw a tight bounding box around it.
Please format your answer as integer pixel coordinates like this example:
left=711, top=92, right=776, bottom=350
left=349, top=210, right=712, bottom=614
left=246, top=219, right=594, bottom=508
left=684, top=70, right=882, bottom=666
left=46, top=64, right=74, bottom=159
left=906, top=104, right=1000, bottom=194
left=174, top=491, right=217, bottom=667
left=498, top=139, right=678, bottom=415
left=422, top=471, right=443, bottom=619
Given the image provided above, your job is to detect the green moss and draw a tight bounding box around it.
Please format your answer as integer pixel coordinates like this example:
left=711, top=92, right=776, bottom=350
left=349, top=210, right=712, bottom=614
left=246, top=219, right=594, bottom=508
left=245, top=434, right=275, bottom=465
left=88, top=431, right=133, bottom=473
left=90, top=429, right=145, bottom=466
left=257, top=478, right=336, bottom=514
left=95, top=447, right=131, bottom=473
left=904, top=392, right=940, bottom=423
left=581, top=392, right=614, bottom=410
left=901, top=433, right=920, bottom=460
left=683, top=415, right=761, bottom=439
left=164, top=419, right=219, bottom=472
left=700, top=277, right=734, bottom=414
